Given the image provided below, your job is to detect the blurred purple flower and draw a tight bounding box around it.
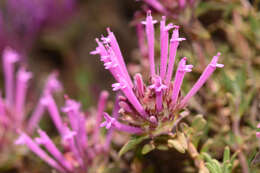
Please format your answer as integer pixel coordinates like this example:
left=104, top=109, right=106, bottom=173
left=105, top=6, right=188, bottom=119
left=0, top=47, right=62, bottom=133
left=138, top=0, right=196, bottom=17
left=0, top=0, right=77, bottom=54
left=16, top=91, right=118, bottom=172
left=91, top=11, right=223, bottom=135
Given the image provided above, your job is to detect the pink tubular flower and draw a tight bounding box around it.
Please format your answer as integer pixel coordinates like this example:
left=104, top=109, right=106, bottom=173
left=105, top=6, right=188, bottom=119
left=15, top=67, right=32, bottom=125
left=40, top=93, right=65, bottom=136
left=165, top=26, right=185, bottom=84
left=16, top=91, right=116, bottom=173
left=15, top=132, right=66, bottom=173
left=101, top=112, right=143, bottom=134
left=0, top=47, right=62, bottom=135
left=3, top=47, right=19, bottom=106
left=0, top=48, right=63, bottom=153
left=92, top=11, right=223, bottom=135
left=35, top=129, right=73, bottom=171
left=171, top=57, right=193, bottom=105
left=149, top=76, right=167, bottom=111
left=141, top=10, right=157, bottom=76
left=27, top=72, right=62, bottom=132
left=159, top=16, right=175, bottom=79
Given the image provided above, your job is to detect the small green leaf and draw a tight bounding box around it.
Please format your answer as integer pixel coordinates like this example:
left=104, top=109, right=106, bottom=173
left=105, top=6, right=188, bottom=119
left=202, top=153, right=221, bottom=173
left=156, top=144, right=169, bottom=151
left=168, top=139, right=185, bottom=153
left=221, top=72, right=235, bottom=93
left=191, top=115, right=207, bottom=147
left=118, top=135, right=148, bottom=157
left=180, top=123, right=194, bottom=138
left=142, top=143, right=155, bottom=155
left=235, top=68, right=246, bottom=92
left=211, top=159, right=222, bottom=173
left=152, top=119, right=175, bottom=136
left=191, top=115, right=207, bottom=132
left=200, top=139, right=213, bottom=153
left=230, top=151, right=238, bottom=164
left=205, top=162, right=218, bottom=173
left=223, top=163, right=232, bottom=173
left=202, top=152, right=212, bottom=162
left=223, top=146, right=230, bottom=163
left=238, top=89, right=255, bottom=117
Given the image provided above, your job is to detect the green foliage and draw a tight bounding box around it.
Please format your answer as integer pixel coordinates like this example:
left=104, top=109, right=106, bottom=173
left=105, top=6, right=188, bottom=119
left=167, top=132, right=188, bottom=154
left=119, top=112, right=209, bottom=157
left=141, top=143, right=155, bottom=155
left=202, top=147, right=238, bottom=173
left=119, top=136, right=148, bottom=157
left=221, top=69, right=255, bottom=117
left=182, top=114, right=208, bottom=148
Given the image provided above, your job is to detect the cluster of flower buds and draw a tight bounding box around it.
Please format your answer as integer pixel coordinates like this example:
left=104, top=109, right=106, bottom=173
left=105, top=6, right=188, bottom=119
left=15, top=90, right=117, bottom=173
left=0, top=48, right=62, bottom=134
left=91, top=11, right=223, bottom=135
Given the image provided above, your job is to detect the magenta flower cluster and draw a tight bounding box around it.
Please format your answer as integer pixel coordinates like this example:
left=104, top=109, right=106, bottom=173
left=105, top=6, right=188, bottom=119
left=16, top=90, right=115, bottom=173
left=0, top=48, right=62, bottom=133
left=0, top=47, right=115, bottom=172
left=91, top=11, right=224, bottom=135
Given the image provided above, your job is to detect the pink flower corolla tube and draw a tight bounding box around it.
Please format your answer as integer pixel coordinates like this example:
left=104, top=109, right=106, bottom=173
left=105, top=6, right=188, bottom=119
left=0, top=47, right=62, bottom=133
left=16, top=91, right=117, bottom=173
left=91, top=11, right=223, bottom=135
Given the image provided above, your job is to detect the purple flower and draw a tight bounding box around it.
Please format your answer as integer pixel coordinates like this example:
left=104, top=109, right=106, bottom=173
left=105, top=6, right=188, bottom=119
left=40, top=93, right=65, bottom=136
left=0, top=47, right=62, bottom=134
left=27, top=72, right=62, bottom=132
left=149, top=76, right=167, bottom=111
left=101, top=112, right=143, bottom=134
left=3, top=47, right=19, bottom=106
left=35, top=129, right=73, bottom=171
left=92, top=11, right=223, bottom=135
left=16, top=91, right=116, bottom=173
left=0, top=0, right=77, bottom=54
left=15, top=67, right=33, bottom=125
left=15, top=132, right=66, bottom=173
